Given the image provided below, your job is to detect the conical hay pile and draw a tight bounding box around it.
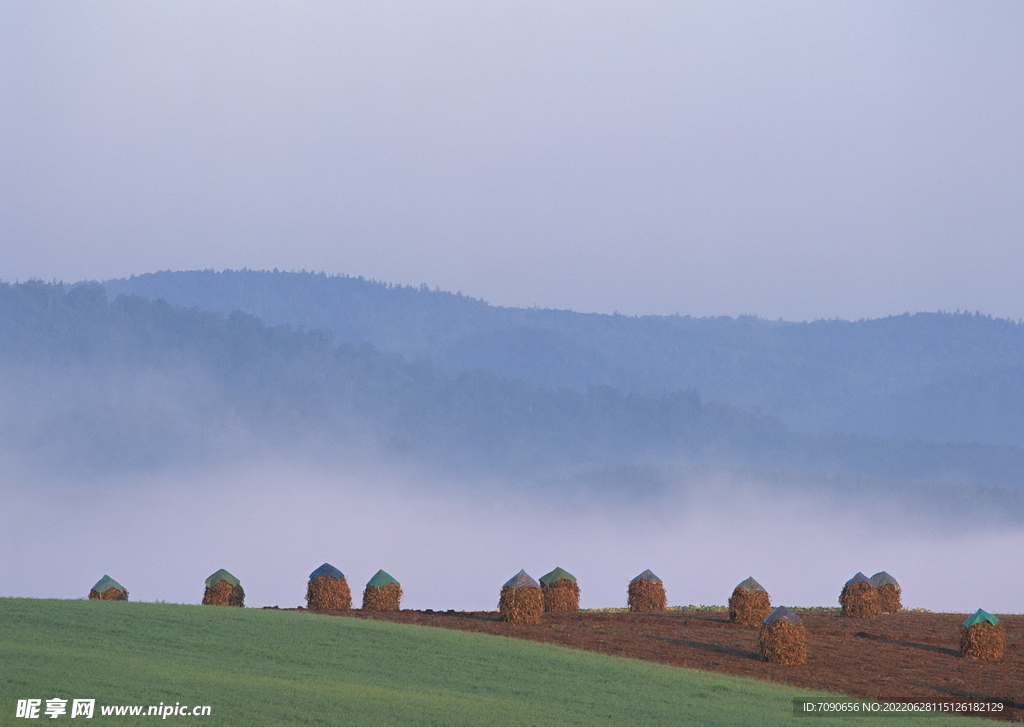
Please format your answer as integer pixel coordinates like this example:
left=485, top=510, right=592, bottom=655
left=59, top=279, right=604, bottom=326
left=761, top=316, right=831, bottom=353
left=88, top=575, right=128, bottom=601
left=729, top=587, right=771, bottom=626
left=870, top=572, right=902, bottom=613
left=627, top=573, right=666, bottom=613
left=499, top=585, right=543, bottom=623
left=89, top=587, right=128, bottom=601
left=306, top=576, right=351, bottom=610
left=959, top=611, right=1004, bottom=660
left=959, top=622, right=1004, bottom=660
left=202, top=569, right=244, bottom=607
left=759, top=619, right=808, bottom=665
left=840, top=578, right=881, bottom=619
left=362, top=583, right=402, bottom=610
left=539, top=567, right=579, bottom=613
left=499, top=570, right=543, bottom=624
left=542, top=579, right=580, bottom=612
left=202, top=580, right=245, bottom=607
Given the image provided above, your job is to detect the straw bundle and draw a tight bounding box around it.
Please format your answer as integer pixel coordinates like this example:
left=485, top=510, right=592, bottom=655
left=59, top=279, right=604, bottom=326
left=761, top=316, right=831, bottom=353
left=870, top=572, right=902, bottom=614
left=307, top=576, right=351, bottom=609
left=305, top=563, right=351, bottom=610
left=202, top=569, right=243, bottom=607
left=877, top=584, right=902, bottom=613
left=362, top=570, right=402, bottom=611
left=88, top=575, right=128, bottom=601
left=729, top=577, right=771, bottom=626
left=202, top=580, right=245, bottom=607
left=543, top=580, right=580, bottom=612
left=540, top=567, right=579, bottom=613
left=758, top=607, right=807, bottom=665
left=362, top=583, right=402, bottom=610
left=499, top=570, right=543, bottom=624
left=759, top=624, right=808, bottom=664
left=839, top=573, right=880, bottom=619
left=959, top=610, right=1004, bottom=661
left=628, top=570, right=666, bottom=613
left=90, top=588, right=128, bottom=601
left=959, top=623, right=1004, bottom=661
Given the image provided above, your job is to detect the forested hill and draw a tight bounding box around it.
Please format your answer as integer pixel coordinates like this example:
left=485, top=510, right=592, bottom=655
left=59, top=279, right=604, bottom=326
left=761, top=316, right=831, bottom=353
left=0, top=280, right=763, bottom=476
left=1, top=280, right=1022, bottom=491
left=105, top=269, right=1024, bottom=448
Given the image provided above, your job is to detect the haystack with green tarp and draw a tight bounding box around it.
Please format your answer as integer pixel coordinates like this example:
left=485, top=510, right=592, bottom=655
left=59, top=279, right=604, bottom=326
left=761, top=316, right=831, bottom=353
left=306, top=563, right=351, bottom=610
left=539, top=567, right=579, bottom=612
left=362, top=569, right=402, bottom=611
left=870, top=571, right=902, bottom=613
left=499, top=570, right=543, bottom=624
left=728, top=577, right=771, bottom=626
left=202, top=569, right=244, bottom=607
left=960, top=609, right=1003, bottom=660
left=759, top=607, right=806, bottom=664
left=628, top=570, right=666, bottom=612
left=839, top=572, right=880, bottom=619
left=88, top=575, right=128, bottom=601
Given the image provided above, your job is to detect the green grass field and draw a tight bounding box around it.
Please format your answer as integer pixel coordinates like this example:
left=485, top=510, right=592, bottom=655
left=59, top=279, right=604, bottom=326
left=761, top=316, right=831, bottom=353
left=0, top=598, right=978, bottom=726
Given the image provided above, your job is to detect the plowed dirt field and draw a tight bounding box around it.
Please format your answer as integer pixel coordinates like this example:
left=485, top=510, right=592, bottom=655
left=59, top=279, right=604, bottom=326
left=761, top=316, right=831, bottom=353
left=306, top=608, right=1023, bottom=722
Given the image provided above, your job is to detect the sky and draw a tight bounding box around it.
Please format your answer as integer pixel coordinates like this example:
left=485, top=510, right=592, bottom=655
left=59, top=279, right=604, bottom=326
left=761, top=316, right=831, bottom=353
left=2, top=1, right=1023, bottom=321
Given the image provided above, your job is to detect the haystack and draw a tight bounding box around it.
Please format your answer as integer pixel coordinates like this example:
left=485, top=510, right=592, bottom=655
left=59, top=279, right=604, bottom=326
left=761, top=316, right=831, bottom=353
left=539, top=567, right=580, bottom=613
left=728, top=576, right=771, bottom=626
left=362, top=569, right=403, bottom=611
left=870, top=571, right=902, bottom=613
left=88, top=575, right=128, bottom=601
left=306, top=563, right=351, bottom=610
left=628, top=570, right=666, bottom=613
left=499, top=570, right=543, bottom=624
left=202, top=569, right=244, bottom=607
left=839, top=572, right=880, bottom=619
left=959, top=610, right=1004, bottom=661
left=758, top=607, right=807, bottom=664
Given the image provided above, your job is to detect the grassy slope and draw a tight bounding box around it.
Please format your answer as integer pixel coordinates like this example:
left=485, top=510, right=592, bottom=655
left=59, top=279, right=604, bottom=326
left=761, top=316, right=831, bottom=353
left=0, top=599, right=977, bottom=727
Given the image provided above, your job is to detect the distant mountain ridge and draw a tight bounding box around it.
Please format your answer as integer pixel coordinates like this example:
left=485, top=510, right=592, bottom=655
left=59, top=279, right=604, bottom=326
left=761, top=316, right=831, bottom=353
left=0, top=280, right=773, bottom=477
left=104, top=269, right=1024, bottom=449
left=3, top=278, right=1022, bottom=492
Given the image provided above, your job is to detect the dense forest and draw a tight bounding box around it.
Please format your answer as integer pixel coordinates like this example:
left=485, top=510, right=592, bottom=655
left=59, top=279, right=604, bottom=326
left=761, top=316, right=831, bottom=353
left=2, top=279, right=1022, bottom=500
left=105, top=269, right=1024, bottom=449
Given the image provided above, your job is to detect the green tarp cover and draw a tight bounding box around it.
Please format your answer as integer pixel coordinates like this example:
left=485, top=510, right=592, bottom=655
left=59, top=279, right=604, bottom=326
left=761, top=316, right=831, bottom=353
left=844, top=572, right=874, bottom=587
left=205, top=569, right=240, bottom=588
left=309, top=563, right=345, bottom=581
left=539, top=567, right=577, bottom=586
left=735, top=576, right=765, bottom=593
left=870, top=571, right=899, bottom=588
left=764, top=606, right=801, bottom=625
left=630, top=569, right=662, bottom=584
left=367, top=569, right=399, bottom=588
left=504, top=570, right=540, bottom=589
left=91, top=575, right=124, bottom=593
left=963, top=609, right=1000, bottom=627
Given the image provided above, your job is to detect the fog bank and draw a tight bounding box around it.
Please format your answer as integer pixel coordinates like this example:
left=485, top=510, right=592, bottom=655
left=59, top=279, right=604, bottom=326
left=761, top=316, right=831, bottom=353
left=2, top=461, right=1020, bottom=614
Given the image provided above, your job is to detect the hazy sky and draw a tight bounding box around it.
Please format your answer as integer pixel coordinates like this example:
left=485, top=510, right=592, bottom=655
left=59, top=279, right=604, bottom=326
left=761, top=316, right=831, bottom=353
left=2, top=1, right=1022, bottom=321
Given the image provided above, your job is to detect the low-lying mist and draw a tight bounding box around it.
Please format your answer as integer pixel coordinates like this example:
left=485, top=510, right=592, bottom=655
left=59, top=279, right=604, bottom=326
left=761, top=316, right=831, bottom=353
left=2, top=458, right=1021, bottom=614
